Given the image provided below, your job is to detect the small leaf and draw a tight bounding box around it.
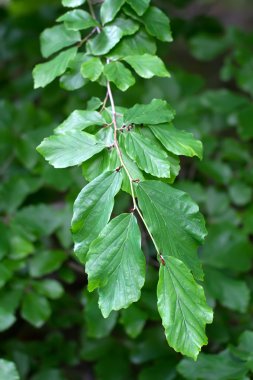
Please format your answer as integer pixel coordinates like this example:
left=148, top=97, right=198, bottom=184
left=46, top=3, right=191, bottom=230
left=137, top=181, right=207, bottom=280
left=37, top=130, right=105, bottom=168
left=81, top=57, right=104, bottom=81
left=124, top=99, right=175, bottom=125
left=100, top=0, right=126, bottom=25
left=110, top=16, right=139, bottom=36
left=33, top=279, right=64, bottom=300
left=87, top=26, right=123, bottom=55
left=72, top=171, right=122, bottom=262
left=60, top=52, right=89, bottom=91
left=126, top=0, right=151, bottom=16
left=120, top=304, right=147, bottom=338
left=143, top=6, right=172, bottom=42
left=149, top=123, right=203, bottom=159
left=0, top=359, right=20, bottom=380
left=104, top=61, right=135, bottom=91
left=29, top=250, right=66, bottom=277
left=40, top=24, right=80, bottom=58
left=21, top=292, right=51, bottom=328
left=33, top=47, right=77, bottom=88
left=86, top=213, right=146, bottom=317
left=55, top=109, right=106, bottom=134
left=157, top=257, right=213, bottom=359
left=62, top=0, right=86, bottom=7
left=123, top=54, right=170, bottom=79
left=57, top=10, right=98, bottom=31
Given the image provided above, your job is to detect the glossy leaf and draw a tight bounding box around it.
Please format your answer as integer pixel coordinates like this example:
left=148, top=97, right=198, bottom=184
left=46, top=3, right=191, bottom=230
left=157, top=257, right=213, bottom=359
left=62, top=0, right=86, bottom=7
left=123, top=54, right=170, bottom=79
left=55, top=109, right=106, bottom=134
left=81, top=57, right=104, bottom=81
left=86, top=214, right=146, bottom=317
left=104, top=61, right=135, bottom=91
left=100, top=0, right=126, bottom=25
left=57, top=10, right=98, bottom=31
left=126, top=0, right=151, bottom=16
left=72, top=171, right=122, bottom=262
left=87, top=26, right=123, bottom=55
left=143, top=7, right=172, bottom=42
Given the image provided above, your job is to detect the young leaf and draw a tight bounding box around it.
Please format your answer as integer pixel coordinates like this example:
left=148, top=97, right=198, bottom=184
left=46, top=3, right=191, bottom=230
left=57, top=10, right=99, bottom=31
left=124, top=99, right=175, bottom=125
left=100, top=0, right=126, bottom=25
left=123, top=54, right=170, bottom=79
left=55, top=110, right=106, bottom=134
left=104, top=62, right=135, bottom=91
left=81, top=57, right=104, bottom=81
left=126, top=0, right=151, bottom=16
left=37, top=130, right=105, bottom=168
left=87, top=26, right=124, bottom=55
left=72, top=171, right=122, bottom=262
left=157, top=257, right=213, bottom=359
left=136, top=181, right=207, bottom=280
left=143, top=7, right=172, bottom=42
left=86, top=213, right=146, bottom=317
left=21, top=292, right=51, bottom=328
left=40, top=24, right=81, bottom=58
left=62, top=0, right=86, bottom=7
left=149, top=123, right=203, bottom=159
left=33, top=47, right=77, bottom=88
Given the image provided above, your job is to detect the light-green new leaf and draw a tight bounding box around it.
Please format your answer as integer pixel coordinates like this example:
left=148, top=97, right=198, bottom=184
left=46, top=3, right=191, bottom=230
left=100, top=0, right=126, bottom=25
left=157, top=257, right=213, bottom=360
left=143, top=6, right=172, bottom=42
left=40, top=24, right=80, bottom=58
left=57, top=10, right=98, bottom=31
left=149, top=123, right=203, bottom=159
left=72, top=171, right=122, bottom=262
left=62, top=0, right=86, bottom=7
left=37, top=130, right=105, bottom=168
left=104, top=62, right=135, bottom=91
left=86, top=213, right=146, bottom=317
left=87, top=25, right=123, bottom=55
left=123, top=54, right=170, bottom=79
left=81, top=57, right=104, bottom=81
left=124, top=99, right=175, bottom=125
left=55, top=110, right=106, bottom=134
left=126, top=0, right=151, bottom=16
left=33, top=47, right=77, bottom=89
left=136, top=181, right=207, bottom=280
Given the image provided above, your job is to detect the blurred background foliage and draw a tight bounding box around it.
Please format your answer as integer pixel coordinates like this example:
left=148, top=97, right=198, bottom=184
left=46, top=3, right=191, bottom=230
left=0, top=0, right=253, bottom=379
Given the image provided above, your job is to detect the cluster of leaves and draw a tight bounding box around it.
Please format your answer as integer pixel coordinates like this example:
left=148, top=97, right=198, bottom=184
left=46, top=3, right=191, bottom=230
left=0, top=0, right=253, bottom=379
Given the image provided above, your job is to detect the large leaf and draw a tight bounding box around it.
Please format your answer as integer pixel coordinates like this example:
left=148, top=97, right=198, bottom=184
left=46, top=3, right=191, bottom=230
left=123, top=54, right=170, bottom=79
left=149, top=123, right=203, bottom=159
left=72, top=171, right=122, bottom=262
left=37, top=130, right=105, bottom=168
left=87, top=26, right=123, bottom=55
left=143, top=6, right=172, bottom=42
left=81, top=57, right=104, bottom=81
left=157, top=257, right=213, bottom=359
left=0, top=359, right=20, bottom=380
left=100, top=0, right=126, bottom=25
left=40, top=24, right=80, bottom=58
left=33, top=47, right=77, bottom=88
left=55, top=110, right=106, bottom=134
left=136, top=181, right=206, bottom=280
left=57, top=10, right=98, bottom=31
left=104, top=61, right=135, bottom=91
left=124, top=99, right=175, bottom=127
left=126, top=0, right=151, bottom=16
left=86, top=214, right=146, bottom=317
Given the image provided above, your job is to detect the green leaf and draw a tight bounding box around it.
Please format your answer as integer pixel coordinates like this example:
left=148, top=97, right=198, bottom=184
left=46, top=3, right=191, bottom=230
left=21, top=292, right=51, bottom=327
left=123, top=54, right=170, bottom=79
left=104, top=62, right=135, bottom=91
left=143, top=6, right=172, bottom=42
left=120, top=304, right=147, bottom=338
left=60, top=52, right=89, bottom=91
left=158, top=257, right=213, bottom=359
left=125, top=0, right=151, bottom=16
left=33, top=47, right=77, bottom=88
left=0, top=289, right=22, bottom=331
left=237, top=105, right=253, bottom=140
left=0, top=359, right=20, bottom=380
left=124, top=99, right=175, bottom=126
left=87, top=26, right=123, bottom=55
left=100, top=0, right=126, bottom=25
left=0, top=263, right=12, bottom=288
left=148, top=123, right=203, bottom=159
left=72, top=171, right=122, bottom=262
left=86, top=214, right=146, bottom=317
left=81, top=57, right=104, bottom=81
left=57, top=10, right=98, bottom=31
left=37, top=130, right=105, bottom=168
left=55, top=109, right=106, bottom=134
left=40, top=24, right=80, bottom=58
left=110, top=17, right=139, bottom=36
left=33, top=279, right=64, bottom=300
left=136, top=181, right=207, bottom=280
left=62, top=0, right=86, bottom=7
left=29, top=250, right=67, bottom=277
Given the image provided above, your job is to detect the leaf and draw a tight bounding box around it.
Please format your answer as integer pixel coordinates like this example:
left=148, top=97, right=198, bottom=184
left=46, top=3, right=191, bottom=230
left=86, top=214, right=146, bottom=317
left=0, top=359, right=20, bottom=380
left=60, top=52, right=89, bottom=90
left=237, top=105, right=253, bottom=141
left=55, top=109, right=106, bottom=134
left=120, top=304, right=147, bottom=338
left=143, top=6, right=172, bottom=42
left=57, top=10, right=98, bottom=31
left=37, top=130, right=105, bottom=168
left=81, top=57, right=104, bottom=81
left=72, top=171, right=122, bottom=262
left=100, top=0, right=126, bottom=25
left=123, top=54, right=170, bottom=79
left=21, top=292, right=51, bottom=327
left=104, top=62, right=135, bottom=91
left=158, top=257, right=213, bottom=359
left=62, top=0, right=86, bottom=7
left=33, top=279, right=64, bottom=300
left=110, top=17, right=139, bottom=36
left=148, top=123, right=203, bottom=159
left=126, top=0, right=151, bottom=16
left=124, top=99, right=175, bottom=126
left=29, top=250, right=67, bottom=277
left=87, top=26, right=123, bottom=55
left=136, top=181, right=207, bottom=280
left=33, top=47, right=77, bottom=89
left=40, top=24, right=80, bottom=58
left=0, top=289, right=22, bottom=331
